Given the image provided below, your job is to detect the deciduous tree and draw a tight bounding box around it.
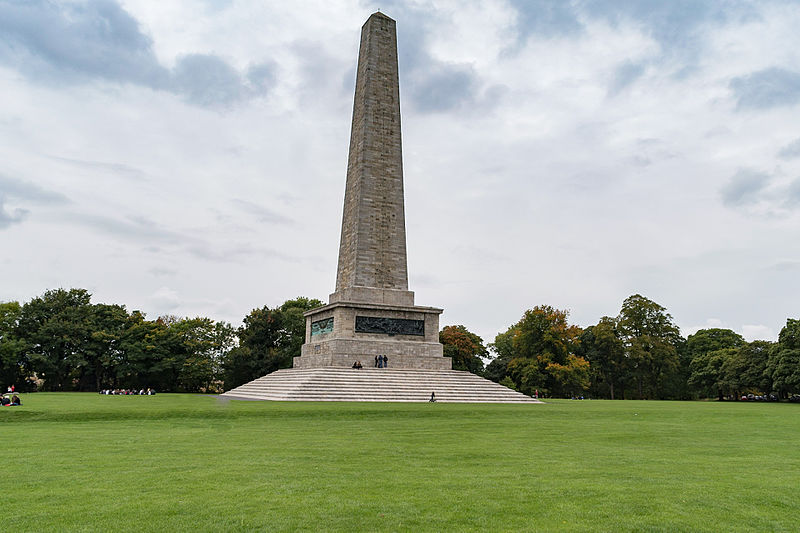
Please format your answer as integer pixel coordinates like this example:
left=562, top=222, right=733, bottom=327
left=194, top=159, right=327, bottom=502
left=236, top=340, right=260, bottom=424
left=440, top=325, right=486, bottom=374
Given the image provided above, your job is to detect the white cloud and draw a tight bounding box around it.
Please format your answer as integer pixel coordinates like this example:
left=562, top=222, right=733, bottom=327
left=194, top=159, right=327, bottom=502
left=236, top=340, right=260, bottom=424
left=742, top=324, right=775, bottom=342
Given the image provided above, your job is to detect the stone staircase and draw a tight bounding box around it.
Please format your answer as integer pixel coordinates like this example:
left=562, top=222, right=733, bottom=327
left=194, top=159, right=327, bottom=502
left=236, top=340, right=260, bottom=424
left=222, top=368, right=540, bottom=403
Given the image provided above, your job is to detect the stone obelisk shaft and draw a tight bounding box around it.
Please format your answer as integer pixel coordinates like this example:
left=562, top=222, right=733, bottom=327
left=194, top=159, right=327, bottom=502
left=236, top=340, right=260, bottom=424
left=334, top=12, right=409, bottom=300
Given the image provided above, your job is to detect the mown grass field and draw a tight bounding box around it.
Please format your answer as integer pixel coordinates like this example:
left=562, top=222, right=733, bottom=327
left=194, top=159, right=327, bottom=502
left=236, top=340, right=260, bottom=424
left=2, top=393, right=798, bottom=532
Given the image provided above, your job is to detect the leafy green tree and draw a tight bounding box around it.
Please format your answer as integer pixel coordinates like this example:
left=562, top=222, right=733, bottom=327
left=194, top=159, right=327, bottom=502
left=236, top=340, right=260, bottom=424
left=687, top=328, right=745, bottom=356
left=766, top=319, right=800, bottom=398
left=173, top=317, right=218, bottom=393
left=686, top=328, right=745, bottom=399
left=81, top=303, right=129, bottom=391
left=485, top=328, right=514, bottom=383
left=17, top=288, right=94, bottom=391
left=689, top=348, right=735, bottom=400
left=440, top=325, right=487, bottom=374
left=546, top=353, right=591, bottom=397
left=0, top=301, right=28, bottom=391
left=117, top=312, right=173, bottom=390
left=488, top=305, right=584, bottom=397
left=222, top=297, right=323, bottom=389
left=579, top=316, right=627, bottom=399
left=719, top=340, right=773, bottom=398
left=617, top=295, right=683, bottom=399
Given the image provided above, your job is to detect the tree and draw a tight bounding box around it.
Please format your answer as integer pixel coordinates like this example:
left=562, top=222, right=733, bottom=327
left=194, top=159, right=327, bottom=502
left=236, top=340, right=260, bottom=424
left=222, top=297, right=323, bottom=389
left=688, top=348, right=734, bottom=400
left=0, top=301, right=27, bottom=391
left=439, top=325, right=486, bottom=374
left=117, top=311, right=179, bottom=391
left=81, top=303, right=129, bottom=391
left=487, top=305, right=584, bottom=397
left=616, top=295, right=683, bottom=399
left=173, top=317, right=218, bottom=393
left=17, top=288, right=94, bottom=391
left=579, top=316, right=627, bottom=399
left=766, top=319, right=800, bottom=398
left=686, top=328, right=745, bottom=399
left=546, top=353, right=591, bottom=397
left=719, top=340, right=773, bottom=398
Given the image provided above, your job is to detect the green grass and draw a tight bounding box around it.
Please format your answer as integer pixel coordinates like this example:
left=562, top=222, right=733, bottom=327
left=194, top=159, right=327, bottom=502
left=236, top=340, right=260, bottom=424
left=2, top=394, right=798, bottom=532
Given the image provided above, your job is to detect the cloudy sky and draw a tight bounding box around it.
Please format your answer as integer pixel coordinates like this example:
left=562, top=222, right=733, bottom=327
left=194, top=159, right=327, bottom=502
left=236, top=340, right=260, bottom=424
left=2, top=0, right=799, bottom=345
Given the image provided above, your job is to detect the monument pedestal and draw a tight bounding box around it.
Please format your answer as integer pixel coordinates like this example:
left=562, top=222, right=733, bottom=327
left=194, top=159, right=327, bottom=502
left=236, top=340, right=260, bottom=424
left=297, top=290, right=449, bottom=370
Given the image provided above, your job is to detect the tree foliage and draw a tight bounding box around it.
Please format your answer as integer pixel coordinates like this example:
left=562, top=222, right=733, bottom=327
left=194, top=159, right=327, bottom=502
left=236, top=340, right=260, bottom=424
left=767, top=318, right=800, bottom=397
left=221, top=297, right=323, bottom=389
left=616, top=294, right=683, bottom=399
left=439, top=325, right=486, bottom=374
left=487, top=305, right=585, bottom=397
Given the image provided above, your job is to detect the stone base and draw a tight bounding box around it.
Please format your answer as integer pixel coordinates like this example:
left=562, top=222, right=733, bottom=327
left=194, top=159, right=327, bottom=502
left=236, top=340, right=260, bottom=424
left=295, top=349, right=450, bottom=370
left=298, top=299, right=449, bottom=370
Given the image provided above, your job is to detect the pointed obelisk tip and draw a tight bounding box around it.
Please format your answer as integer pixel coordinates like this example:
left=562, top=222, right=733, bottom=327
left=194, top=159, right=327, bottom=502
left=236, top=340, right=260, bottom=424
left=368, top=11, right=395, bottom=22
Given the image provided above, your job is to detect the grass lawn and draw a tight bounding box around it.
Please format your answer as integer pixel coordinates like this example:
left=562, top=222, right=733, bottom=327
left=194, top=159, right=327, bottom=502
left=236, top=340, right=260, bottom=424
left=2, top=394, right=798, bottom=532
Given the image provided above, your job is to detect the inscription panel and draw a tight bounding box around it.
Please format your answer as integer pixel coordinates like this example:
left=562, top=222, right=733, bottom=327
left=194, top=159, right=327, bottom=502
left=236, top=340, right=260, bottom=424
left=355, top=316, right=424, bottom=336
left=311, top=317, right=334, bottom=336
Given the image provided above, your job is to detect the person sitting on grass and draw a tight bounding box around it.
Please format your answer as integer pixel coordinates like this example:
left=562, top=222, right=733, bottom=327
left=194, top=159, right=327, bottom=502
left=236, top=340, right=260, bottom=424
left=1, top=396, right=9, bottom=406
left=11, top=395, right=21, bottom=406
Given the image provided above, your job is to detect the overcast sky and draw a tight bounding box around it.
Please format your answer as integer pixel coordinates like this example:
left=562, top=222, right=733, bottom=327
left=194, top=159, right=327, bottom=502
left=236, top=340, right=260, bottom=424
left=2, top=0, right=799, bottom=346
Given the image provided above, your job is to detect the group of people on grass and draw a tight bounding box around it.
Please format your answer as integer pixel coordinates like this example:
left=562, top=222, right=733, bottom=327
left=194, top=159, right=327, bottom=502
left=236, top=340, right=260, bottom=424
left=1, top=394, right=21, bottom=406
left=99, top=388, right=156, bottom=395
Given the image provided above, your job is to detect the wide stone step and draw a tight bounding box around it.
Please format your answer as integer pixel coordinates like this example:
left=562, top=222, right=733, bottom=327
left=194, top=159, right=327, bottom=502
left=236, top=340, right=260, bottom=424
left=222, top=368, right=540, bottom=403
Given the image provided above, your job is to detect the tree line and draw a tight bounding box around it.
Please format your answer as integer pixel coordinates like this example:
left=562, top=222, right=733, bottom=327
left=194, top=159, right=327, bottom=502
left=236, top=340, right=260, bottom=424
left=480, top=295, right=800, bottom=400
left=0, top=288, right=322, bottom=393
left=1, top=288, right=798, bottom=399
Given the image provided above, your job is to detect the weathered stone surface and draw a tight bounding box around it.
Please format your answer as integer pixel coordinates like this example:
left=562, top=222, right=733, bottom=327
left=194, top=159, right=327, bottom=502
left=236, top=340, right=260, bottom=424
left=334, top=11, right=408, bottom=298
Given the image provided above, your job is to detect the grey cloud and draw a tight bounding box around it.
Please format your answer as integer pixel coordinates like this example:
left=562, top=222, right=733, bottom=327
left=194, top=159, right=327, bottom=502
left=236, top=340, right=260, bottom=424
left=247, top=62, right=277, bottom=94
left=582, top=0, right=757, bottom=54
left=63, top=212, right=183, bottom=243
left=0, top=0, right=168, bottom=86
left=729, top=68, right=800, bottom=110
left=0, top=173, right=68, bottom=229
left=772, top=260, right=800, bottom=272
left=608, top=61, right=646, bottom=96
left=785, top=178, right=800, bottom=208
left=186, top=243, right=300, bottom=263
left=0, top=197, right=29, bottom=229
left=508, top=0, right=583, bottom=41
left=149, top=267, right=177, bottom=277
left=48, top=156, right=147, bottom=180
left=407, top=63, right=477, bottom=112
left=720, top=168, right=770, bottom=207
left=778, top=138, right=800, bottom=159
left=172, top=54, right=246, bottom=107
left=0, top=0, right=276, bottom=108
left=231, top=199, right=293, bottom=225
left=0, top=173, right=70, bottom=204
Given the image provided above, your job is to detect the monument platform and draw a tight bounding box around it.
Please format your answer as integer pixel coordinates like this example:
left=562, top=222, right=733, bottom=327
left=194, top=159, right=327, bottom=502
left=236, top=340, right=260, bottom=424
left=222, top=368, right=540, bottom=403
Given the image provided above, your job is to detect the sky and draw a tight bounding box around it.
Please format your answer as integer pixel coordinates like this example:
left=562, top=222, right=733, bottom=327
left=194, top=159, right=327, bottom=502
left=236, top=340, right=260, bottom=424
left=1, top=0, right=799, bottom=347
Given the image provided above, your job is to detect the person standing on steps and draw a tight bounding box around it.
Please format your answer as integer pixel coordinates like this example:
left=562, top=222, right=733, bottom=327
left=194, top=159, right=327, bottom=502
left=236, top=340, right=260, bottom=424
left=382, top=354, right=388, bottom=368
left=374, top=355, right=379, bottom=368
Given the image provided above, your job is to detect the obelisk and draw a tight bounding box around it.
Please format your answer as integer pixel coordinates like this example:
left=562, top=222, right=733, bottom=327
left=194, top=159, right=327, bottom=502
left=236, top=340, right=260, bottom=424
left=296, top=12, right=449, bottom=370
left=334, top=11, right=411, bottom=306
